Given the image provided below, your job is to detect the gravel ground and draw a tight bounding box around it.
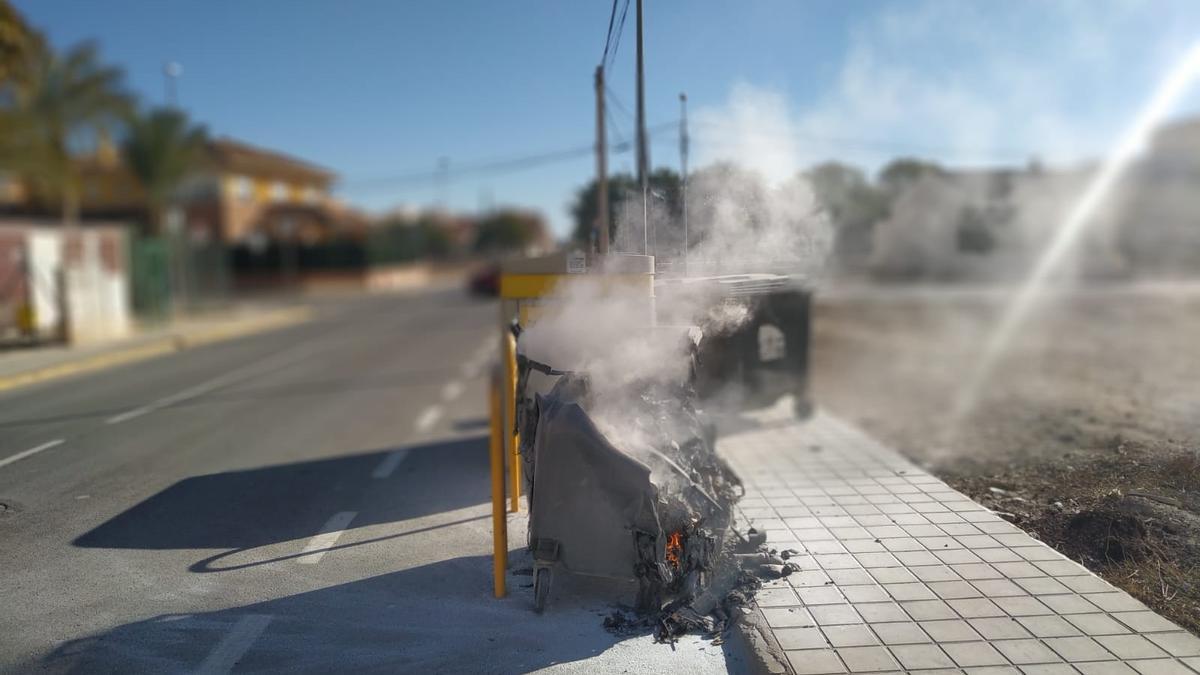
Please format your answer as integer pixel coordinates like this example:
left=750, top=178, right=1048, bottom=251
left=811, top=282, right=1200, bottom=634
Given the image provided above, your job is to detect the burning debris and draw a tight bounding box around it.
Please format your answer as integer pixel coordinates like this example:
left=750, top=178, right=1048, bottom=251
left=516, top=355, right=793, bottom=642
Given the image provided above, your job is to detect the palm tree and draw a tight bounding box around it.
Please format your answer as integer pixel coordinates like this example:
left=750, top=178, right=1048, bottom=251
left=1, top=0, right=42, bottom=88
left=121, top=107, right=209, bottom=232
left=1, top=39, right=132, bottom=224
left=0, top=0, right=42, bottom=177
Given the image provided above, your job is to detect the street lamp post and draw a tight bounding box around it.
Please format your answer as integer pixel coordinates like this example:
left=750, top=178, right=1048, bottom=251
left=163, top=61, right=182, bottom=108
left=679, top=92, right=689, bottom=276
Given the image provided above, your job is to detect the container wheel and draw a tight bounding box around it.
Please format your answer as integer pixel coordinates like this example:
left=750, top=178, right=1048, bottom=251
left=533, top=567, right=552, bottom=613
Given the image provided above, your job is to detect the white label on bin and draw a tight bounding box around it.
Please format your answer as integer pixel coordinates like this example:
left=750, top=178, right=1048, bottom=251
left=567, top=251, right=586, bottom=274
left=758, top=324, right=786, bottom=362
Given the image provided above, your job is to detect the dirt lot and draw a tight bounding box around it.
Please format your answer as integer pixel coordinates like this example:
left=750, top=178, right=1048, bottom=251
left=812, top=283, right=1200, bottom=634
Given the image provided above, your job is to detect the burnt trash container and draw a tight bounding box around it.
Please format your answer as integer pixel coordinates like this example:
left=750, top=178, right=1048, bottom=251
left=515, top=361, right=739, bottom=613
left=655, top=273, right=813, bottom=417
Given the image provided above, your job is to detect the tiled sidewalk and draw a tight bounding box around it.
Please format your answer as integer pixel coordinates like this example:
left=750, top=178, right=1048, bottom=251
left=718, top=405, right=1200, bottom=675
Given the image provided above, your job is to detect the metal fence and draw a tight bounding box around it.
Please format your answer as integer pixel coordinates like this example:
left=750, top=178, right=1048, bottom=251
left=129, top=236, right=232, bottom=319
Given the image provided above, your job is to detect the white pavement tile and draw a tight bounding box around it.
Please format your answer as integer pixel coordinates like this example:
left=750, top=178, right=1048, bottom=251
left=1043, top=636, right=1117, bottom=661
left=969, top=617, right=1034, bottom=640
left=1128, top=658, right=1195, bottom=675
left=870, top=621, right=930, bottom=645
left=720, top=412, right=1191, bottom=675
left=832, top=645, right=899, bottom=672
left=1145, top=632, right=1200, bottom=658
left=762, top=606, right=816, bottom=628
left=785, top=649, right=846, bottom=674
left=992, top=638, right=1062, bottom=665
left=854, top=602, right=909, bottom=624
left=941, top=640, right=1008, bottom=667
left=919, top=619, right=982, bottom=642
left=889, top=643, right=957, bottom=670
left=1093, top=634, right=1171, bottom=660
left=826, top=568, right=875, bottom=586
left=821, top=624, right=879, bottom=648
left=776, top=626, right=827, bottom=650
left=948, top=597, right=1007, bottom=619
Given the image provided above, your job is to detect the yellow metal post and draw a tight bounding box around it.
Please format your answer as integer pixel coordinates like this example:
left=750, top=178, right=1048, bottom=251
left=504, top=330, right=521, bottom=512
left=489, top=373, right=507, bottom=598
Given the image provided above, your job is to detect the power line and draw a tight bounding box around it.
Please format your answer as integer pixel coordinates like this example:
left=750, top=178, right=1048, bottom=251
left=606, top=85, right=635, bottom=124
left=606, top=0, right=631, bottom=70
left=606, top=105, right=628, bottom=149
left=342, top=122, right=675, bottom=191
left=343, top=118, right=1034, bottom=195
left=601, top=0, right=620, bottom=66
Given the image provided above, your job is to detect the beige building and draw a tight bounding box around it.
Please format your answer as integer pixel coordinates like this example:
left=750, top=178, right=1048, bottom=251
left=1, top=137, right=364, bottom=244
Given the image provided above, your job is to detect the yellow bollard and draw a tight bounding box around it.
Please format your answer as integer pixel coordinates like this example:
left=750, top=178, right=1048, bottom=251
left=504, top=331, right=521, bottom=513
left=489, top=373, right=507, bottom=598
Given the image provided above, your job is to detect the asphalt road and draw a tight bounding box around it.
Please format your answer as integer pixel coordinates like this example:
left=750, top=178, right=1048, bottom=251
left=0, top=289, right=495, bottom=672
left=0, top=288, right=743, bottom=675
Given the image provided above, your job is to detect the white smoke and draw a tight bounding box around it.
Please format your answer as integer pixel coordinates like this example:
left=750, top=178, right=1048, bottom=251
left=520, top=85, right=832, bottom=453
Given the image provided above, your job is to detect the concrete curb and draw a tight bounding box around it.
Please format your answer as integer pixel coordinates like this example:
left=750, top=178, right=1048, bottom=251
left=0, top=306, right=313, bottom=394
left=733, top=606, right=794, bottom=675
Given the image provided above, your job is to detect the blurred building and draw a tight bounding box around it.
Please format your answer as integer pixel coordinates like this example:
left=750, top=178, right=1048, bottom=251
left=0, top=137, right=367, bottom=244
left=866, top=115, right=1200, bottom=281
left=1116, top=117, right=1200, bottom=274
left=0, top=221, right=131, bottom=344
left=869, top=162, right=1129, bottom=281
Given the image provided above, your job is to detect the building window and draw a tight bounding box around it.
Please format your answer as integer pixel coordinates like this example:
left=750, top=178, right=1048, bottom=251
left=273, top=181, right=287, bottom=201
left=235, top=176, right=253, bottom=201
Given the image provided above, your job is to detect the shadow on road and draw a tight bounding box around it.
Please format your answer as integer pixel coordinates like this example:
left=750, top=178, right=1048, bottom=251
left=74, top=434, right=489, bottom=552
left=40, top=551, right=669, bottom=674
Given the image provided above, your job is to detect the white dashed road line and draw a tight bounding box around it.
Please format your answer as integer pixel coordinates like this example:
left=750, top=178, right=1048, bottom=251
left=105, top=341, right=324, bottom=425
left=105, top=376, right=232, bottom=425
left=371, top=449, right=410, bottom=479
left=415, top=405, right=442, bottom=434
left=0, top=439, right=65, bottom=470
left=440, top=380, right=464, bottom=402
left=194, top=614, right=272, bottom=675
left=459, top=361, right=480, bottom=379
left=297, top=511, right=358, bottom=564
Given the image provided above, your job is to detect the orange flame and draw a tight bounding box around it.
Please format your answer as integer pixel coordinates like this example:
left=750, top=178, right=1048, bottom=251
left=665, top=531, right=683, bottom=570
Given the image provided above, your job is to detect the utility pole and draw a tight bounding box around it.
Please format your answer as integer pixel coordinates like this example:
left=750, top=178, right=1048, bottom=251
left=594, top=66, right=610, bottom=256
left=435, top=156, right=450, bottom=210
left=679, top=92, right=689, bottom=275
left=164, top=61, right=182, bottom=108
left=635, top=0, right=649, bottom=255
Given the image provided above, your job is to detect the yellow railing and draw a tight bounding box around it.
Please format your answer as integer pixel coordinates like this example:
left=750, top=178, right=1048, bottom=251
left=489, top=258, right=654, bottom=599
left=489, top=370, right=507, bottom=598
left=504, top=331, right=521, bottom=513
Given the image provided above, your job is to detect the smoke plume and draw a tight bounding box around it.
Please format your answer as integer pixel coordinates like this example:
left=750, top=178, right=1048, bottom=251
left=520, top=85, right=831, bottom=452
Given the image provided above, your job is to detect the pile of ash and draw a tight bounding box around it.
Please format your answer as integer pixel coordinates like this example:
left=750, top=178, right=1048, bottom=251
left=604, top=526, right=801, bottom=643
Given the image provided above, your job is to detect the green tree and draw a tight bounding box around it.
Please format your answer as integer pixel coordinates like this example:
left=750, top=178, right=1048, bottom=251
left=808, top=161, right=890, bottom=266
left=474, top=208, right=545, bottom=253
left=878, top=157, right=946, bottom=196
left=570, top=172, right=636, bottom=246
left=0, top=0, right=41, bottom=90
left=415, top=214, right=453, bottom=258
left=570, top=168, right=681, bottom=246
left=367, top=212, right=455, bottom=263
left=121, top=107, right=209, bottom=232
left=0, top=39, right=132, bottom=224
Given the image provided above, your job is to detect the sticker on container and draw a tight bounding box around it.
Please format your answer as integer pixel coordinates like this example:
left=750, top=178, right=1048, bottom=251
left=566, top=250, right=586, bottom=274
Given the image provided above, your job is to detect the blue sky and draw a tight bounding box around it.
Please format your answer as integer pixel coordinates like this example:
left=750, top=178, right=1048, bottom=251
left=15, top=0, right=1200, bottom=236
